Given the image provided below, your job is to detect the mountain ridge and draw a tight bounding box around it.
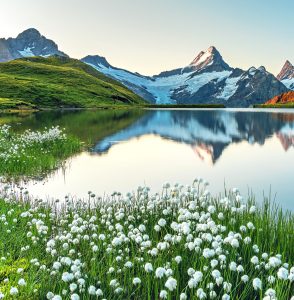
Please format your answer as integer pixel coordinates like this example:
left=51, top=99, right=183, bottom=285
left=82, top=50, right=288, bottom=107
left=0, top=28, right=292, bottom=107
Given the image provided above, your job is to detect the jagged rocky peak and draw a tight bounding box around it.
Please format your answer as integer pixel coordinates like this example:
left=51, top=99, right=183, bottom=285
left=81, top=55, right=111, bottom=68
left=182, top=46, right=231, bottom=74
left=189, top=46, right=219, bottom=66
left=277, top=60, right=294, bottom=80
left=247, top=66, right=267, bottom=76
left=16, top=28, right=42, bottom=40
left=258, top=66, right=267, bottom=73
left=0, top=28, right=68, bottom=62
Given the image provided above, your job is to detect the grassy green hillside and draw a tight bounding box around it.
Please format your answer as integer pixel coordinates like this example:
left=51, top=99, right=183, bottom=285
left=0, top=56, right=145, bottom=109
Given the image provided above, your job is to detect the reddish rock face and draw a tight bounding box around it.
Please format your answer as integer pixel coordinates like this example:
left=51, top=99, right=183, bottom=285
left=277, top=60, right=294, bottom=81
left=265, top=91, right=294, bottom=104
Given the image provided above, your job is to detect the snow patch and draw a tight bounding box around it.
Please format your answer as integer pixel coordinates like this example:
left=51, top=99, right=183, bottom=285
left=248, top=67, right=257, bottom=76
left=281, top=78, right=294, bottom=90
left=18, top=47, right=35, bottom=57
left=87, top=62, right=232, bottom=104
left=217, top=75, right=241, bottom=100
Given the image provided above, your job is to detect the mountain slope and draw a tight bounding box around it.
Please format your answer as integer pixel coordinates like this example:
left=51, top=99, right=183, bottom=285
left=0, top=56, right=145, bottom=109
left=277, top=60, right=294, bottom=90
left=82, top=47, right=288, bottom=107
left=264, top=91, right=294, bottom=106
left=0, top=28, right=67, bottom=62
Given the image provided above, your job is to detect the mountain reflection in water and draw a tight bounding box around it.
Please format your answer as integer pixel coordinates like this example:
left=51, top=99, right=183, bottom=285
left=93, top=110, right=294, bottom=164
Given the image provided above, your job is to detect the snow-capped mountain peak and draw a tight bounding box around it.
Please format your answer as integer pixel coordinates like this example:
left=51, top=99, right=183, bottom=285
left=0, top=28, right=68, bottom=62
left=189, top=46, right=218, bottom=67
left=277, top=60, right=294, bottom=90
left=181, top=46, right=231, bottom=74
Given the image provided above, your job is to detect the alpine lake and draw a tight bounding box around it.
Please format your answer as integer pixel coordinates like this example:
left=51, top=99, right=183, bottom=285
left=1, top=108, right=293, bottom=211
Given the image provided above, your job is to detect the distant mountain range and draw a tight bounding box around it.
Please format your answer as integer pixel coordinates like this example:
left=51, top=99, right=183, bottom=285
left=0, top=28, right=293, bottom=108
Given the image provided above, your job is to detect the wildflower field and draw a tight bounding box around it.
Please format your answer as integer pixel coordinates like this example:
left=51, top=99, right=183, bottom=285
left=0, top=125, right=81, bottom=177
left=0, top=180, right=293, bottom=300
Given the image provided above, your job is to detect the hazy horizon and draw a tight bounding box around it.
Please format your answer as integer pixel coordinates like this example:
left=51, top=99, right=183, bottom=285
left=1, top=0, right=293, bottom=76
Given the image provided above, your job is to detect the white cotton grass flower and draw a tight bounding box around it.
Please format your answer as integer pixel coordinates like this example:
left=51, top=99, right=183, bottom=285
left=159, top=290, right=168, bottom=299
left=88, top=285, right=96, bottom=295
left=70, top=283, right=77, bottom=292
left=229, top=262, right=237, bottom=271
left=193, top=271, right=203, bottom=282
left=174, top=256, right=182, bottom=264
left=241, top=275, right=249, bottom=282
left=124, top=261, right=133, bottom=268
left=222, top=294, right=230, bottom=300
left=155, top=267, right=166, bottom=278
left=223, top=282, right=232, bottom=292
left=158, top=218, right=167, bottom=227
left=133, top=277, right=141, bottom=285
left=212, top=269, right=221, bottom=279
left=165, top=277, right=177, bottom=291
left=188, top=277, right=197, bottom=289
left=96, top=289, right=103, bottom=296
left=144, top=262, right=153, bottom=272
left=196, top=288, right=207, bottom=299
left=10, top=287, right=18, bottom=295
left=264, top=288, right=276, bottom=299
left=47, top=292, right=54, bottom=299
left=253, top=278, right=262, bottom=290
left=18, top=278, right=26, bottom=286
left=71, top=294, right=80, bottom=300
left=187, top=268, right=195, bottom=276
left=237, top=265, right=244, bottom=273
left=251, top=256, right=259, bottom=265
left=277, top=267, right=288, bottom=280
left=230, top=238, right=239, bottom=248
left=63, top=272, right=74, bottom=282
left=210, top=259, right=218, bottom=269
left=180, top=293, right=187, bottom=300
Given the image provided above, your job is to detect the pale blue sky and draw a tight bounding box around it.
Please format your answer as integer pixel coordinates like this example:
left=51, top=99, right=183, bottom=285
left=1, top=0, right=293, bottom=75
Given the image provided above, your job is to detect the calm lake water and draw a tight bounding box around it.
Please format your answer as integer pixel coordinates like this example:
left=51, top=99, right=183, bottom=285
left=2, top=108, right=294, bottom=210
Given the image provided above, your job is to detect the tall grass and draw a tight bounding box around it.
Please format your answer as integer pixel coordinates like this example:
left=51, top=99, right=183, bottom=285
left=0, top=181, right=292, bottom=299
left=0, top=124, right=81, bottom=177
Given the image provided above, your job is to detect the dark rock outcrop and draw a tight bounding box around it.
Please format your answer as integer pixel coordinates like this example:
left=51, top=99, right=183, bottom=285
left=0, top=28, right=67, bottom=62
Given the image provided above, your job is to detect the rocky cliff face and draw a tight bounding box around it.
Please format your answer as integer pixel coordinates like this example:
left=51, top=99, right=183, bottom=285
left=265, top=91, right=294, bottom=105
left=0, top=28, right=67, bottom=62
left=277, top=60, right=294, bottom=90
